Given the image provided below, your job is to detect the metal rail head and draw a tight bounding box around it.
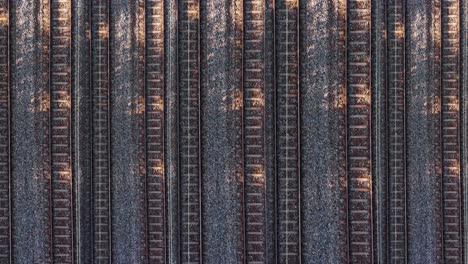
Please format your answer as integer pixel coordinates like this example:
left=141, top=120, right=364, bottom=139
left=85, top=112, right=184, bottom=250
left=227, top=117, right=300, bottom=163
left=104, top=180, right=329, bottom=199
left=178, top=0, right=201, bottom=263
left=0, top=0, right=8, bottom=262
left=441, top=0, right=462, bottom=262
left=275, top=0, right=300, bottom=263
left=146, top=0, right=167, bottom=262
left=346, top=0, right=373, bottom=263
left=91, top=0, right=111, bottom=262
left=243, top=0, right=267, bottom=262
left=50, top=0, right=73, bottom=263
left=387, top=0, right=407, bottom=262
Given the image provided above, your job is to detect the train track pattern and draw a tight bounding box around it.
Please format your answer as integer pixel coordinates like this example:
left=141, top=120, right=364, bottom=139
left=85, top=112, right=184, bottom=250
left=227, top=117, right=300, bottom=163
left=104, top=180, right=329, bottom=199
left=275, top=0, right=300, bottom=263
left=244, top=0, right=266, bottom=262
left=347, top=0, right=373, bottom=262
left=91, top=0, right=111, bottom=262
left=0, top=0, right=466, bottom=262
left=146, top=0, right=166, bottom=263
left=50, top=0, right=73, bottom=262
left=0, top=0, right=7, bottom=262
left=178, top=0, right=201, bottom=263
left=442, top=0, right=462, bottom=262
left=387, top=0, right=406, bottom=262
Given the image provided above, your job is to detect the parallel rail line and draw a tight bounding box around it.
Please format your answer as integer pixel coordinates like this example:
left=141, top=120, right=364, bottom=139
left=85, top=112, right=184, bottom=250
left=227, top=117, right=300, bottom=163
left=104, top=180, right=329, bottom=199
left=243, top=0, right=267, bottom=262
left=50, top=0, right=73, bottom=262
left=441, top=0, right=462, bottom=262
left=178, top=0, right=202, bottom=263
left=346, top=0, right=373, bottom=262
left=275, top=0, right=300, bottom=263
left=91, top=0, right=111, bottom=261
left=0, top=0, right=8, bottom=262
left=146, top=0, right=166, bottom=262
left=0, top=1, right=466, bottom=263
left=387, top=0, right=407, bottom=262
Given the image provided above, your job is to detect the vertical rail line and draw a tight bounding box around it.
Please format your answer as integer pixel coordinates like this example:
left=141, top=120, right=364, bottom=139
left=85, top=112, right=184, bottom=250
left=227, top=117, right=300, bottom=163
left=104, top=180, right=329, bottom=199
left=387, top=0, right=407, bottom=262
left=146, top=0, right=166, bottom=262
left=0, top=0, right=8, bottom=262
left=244, top=0, right=266, bottom=262
left=441, top=0, right=462, bottom=262
left=371, top=0, right=387, bottom=262
left=71, top=0, right=92, bottom=262
left=50, top=0, right=73, bottom=262
left=462, top=0, right=468, bottom=261
left=340, top=1, right=349, bottom=262
left=346, top=0, right=373, bottom=262
left=163, top=0, right=179, bottom=262
left=0, top=0, right=8, bottom=261
left=264, top=0, right=276, bottom=261
left=178, top=0, right=201, bottom=262
left=275, top=0, right=300, bottom=263
left=91, top=0, right=111, bottom=261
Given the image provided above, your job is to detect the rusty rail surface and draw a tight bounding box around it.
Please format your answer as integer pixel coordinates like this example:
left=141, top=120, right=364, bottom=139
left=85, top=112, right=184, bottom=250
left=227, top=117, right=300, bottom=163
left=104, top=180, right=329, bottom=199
left=50, top=0, right=73, bottom=262
left=387, top=0, right=407, bottom=262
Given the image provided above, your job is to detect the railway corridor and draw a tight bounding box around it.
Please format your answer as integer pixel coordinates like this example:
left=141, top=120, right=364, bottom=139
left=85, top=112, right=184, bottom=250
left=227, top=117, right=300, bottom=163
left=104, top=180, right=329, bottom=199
left=0, top=0, right=467, bottom=263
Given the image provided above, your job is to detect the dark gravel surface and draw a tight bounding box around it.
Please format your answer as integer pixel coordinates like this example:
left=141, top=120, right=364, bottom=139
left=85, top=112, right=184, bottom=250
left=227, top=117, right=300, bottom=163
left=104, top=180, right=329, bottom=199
left=72, top=0, right=92, bottom=262
left=164, top=0, right=179, bottom=263
left=406, top=0, right=443, bottom=262
left=371, top=0, right=388, bottom=262
left=265, top=0, right=276, bottom=263
left=110, top=0, right=146, bottom=262
left=11, top=0, right=51, bottom=263
left=299, top=1, right=347, bottom=263
left=264, top=0, right=275, bottom=262
left=200, top=0, right=244, bottom=262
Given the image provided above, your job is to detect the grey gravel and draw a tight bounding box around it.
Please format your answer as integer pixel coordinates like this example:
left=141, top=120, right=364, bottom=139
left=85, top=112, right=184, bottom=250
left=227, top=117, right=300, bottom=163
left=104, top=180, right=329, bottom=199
left=72, top=0, right=92, bottom=262
left=11, top=0, right=52, bottom=263
left=164, top=0, right=179, bottom=263
left=200, top=0, right=244, bottom=262
left=406, top=0, right=443, bottom=262
left=110, top=0, right=147, bottom=262
left=300, top=1, right=347, bottom=263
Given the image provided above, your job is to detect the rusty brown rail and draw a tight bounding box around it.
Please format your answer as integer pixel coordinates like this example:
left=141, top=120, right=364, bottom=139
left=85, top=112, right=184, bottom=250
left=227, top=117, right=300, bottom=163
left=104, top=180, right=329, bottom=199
left=146, top=0, right=166, bottom=262
left=346, top=0, right=373, bottom=262
left=243, top=0, right=267, bottom=262
left=91, top=0, right=111, bottom=261
left=50, top=0, right=73, bottom=262
left=387, top=0, right=407, bottom=262
left=0, top=0, right=8, bottom=262
left=442, top=0, right=462, bottom=262
left=178, top=0, right=201, bottom=263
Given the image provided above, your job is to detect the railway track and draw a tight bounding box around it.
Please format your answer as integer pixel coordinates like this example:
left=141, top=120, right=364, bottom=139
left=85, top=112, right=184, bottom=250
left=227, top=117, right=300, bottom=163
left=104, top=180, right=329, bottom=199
left=441, top=0, right=462, bottom=262
left=346, top=0, right=373, bottom=262
left=244, top=0, right=267, bottom=262
left=387, top=0, right=407, bottom=262
left=275, top=0, right=300, bottom=263
left=0, top=1, right=8, bottom=262
left=463, top=0, right=468, bottom=262
left=0, top=1, right=467, bottom=262
left=91, top=0, right=111, bottom=262
left=178, top=0, right=201, bottom=263
left=50, top=0, right=73, bottom=262
left=146, top=0, right=166, bottom=262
